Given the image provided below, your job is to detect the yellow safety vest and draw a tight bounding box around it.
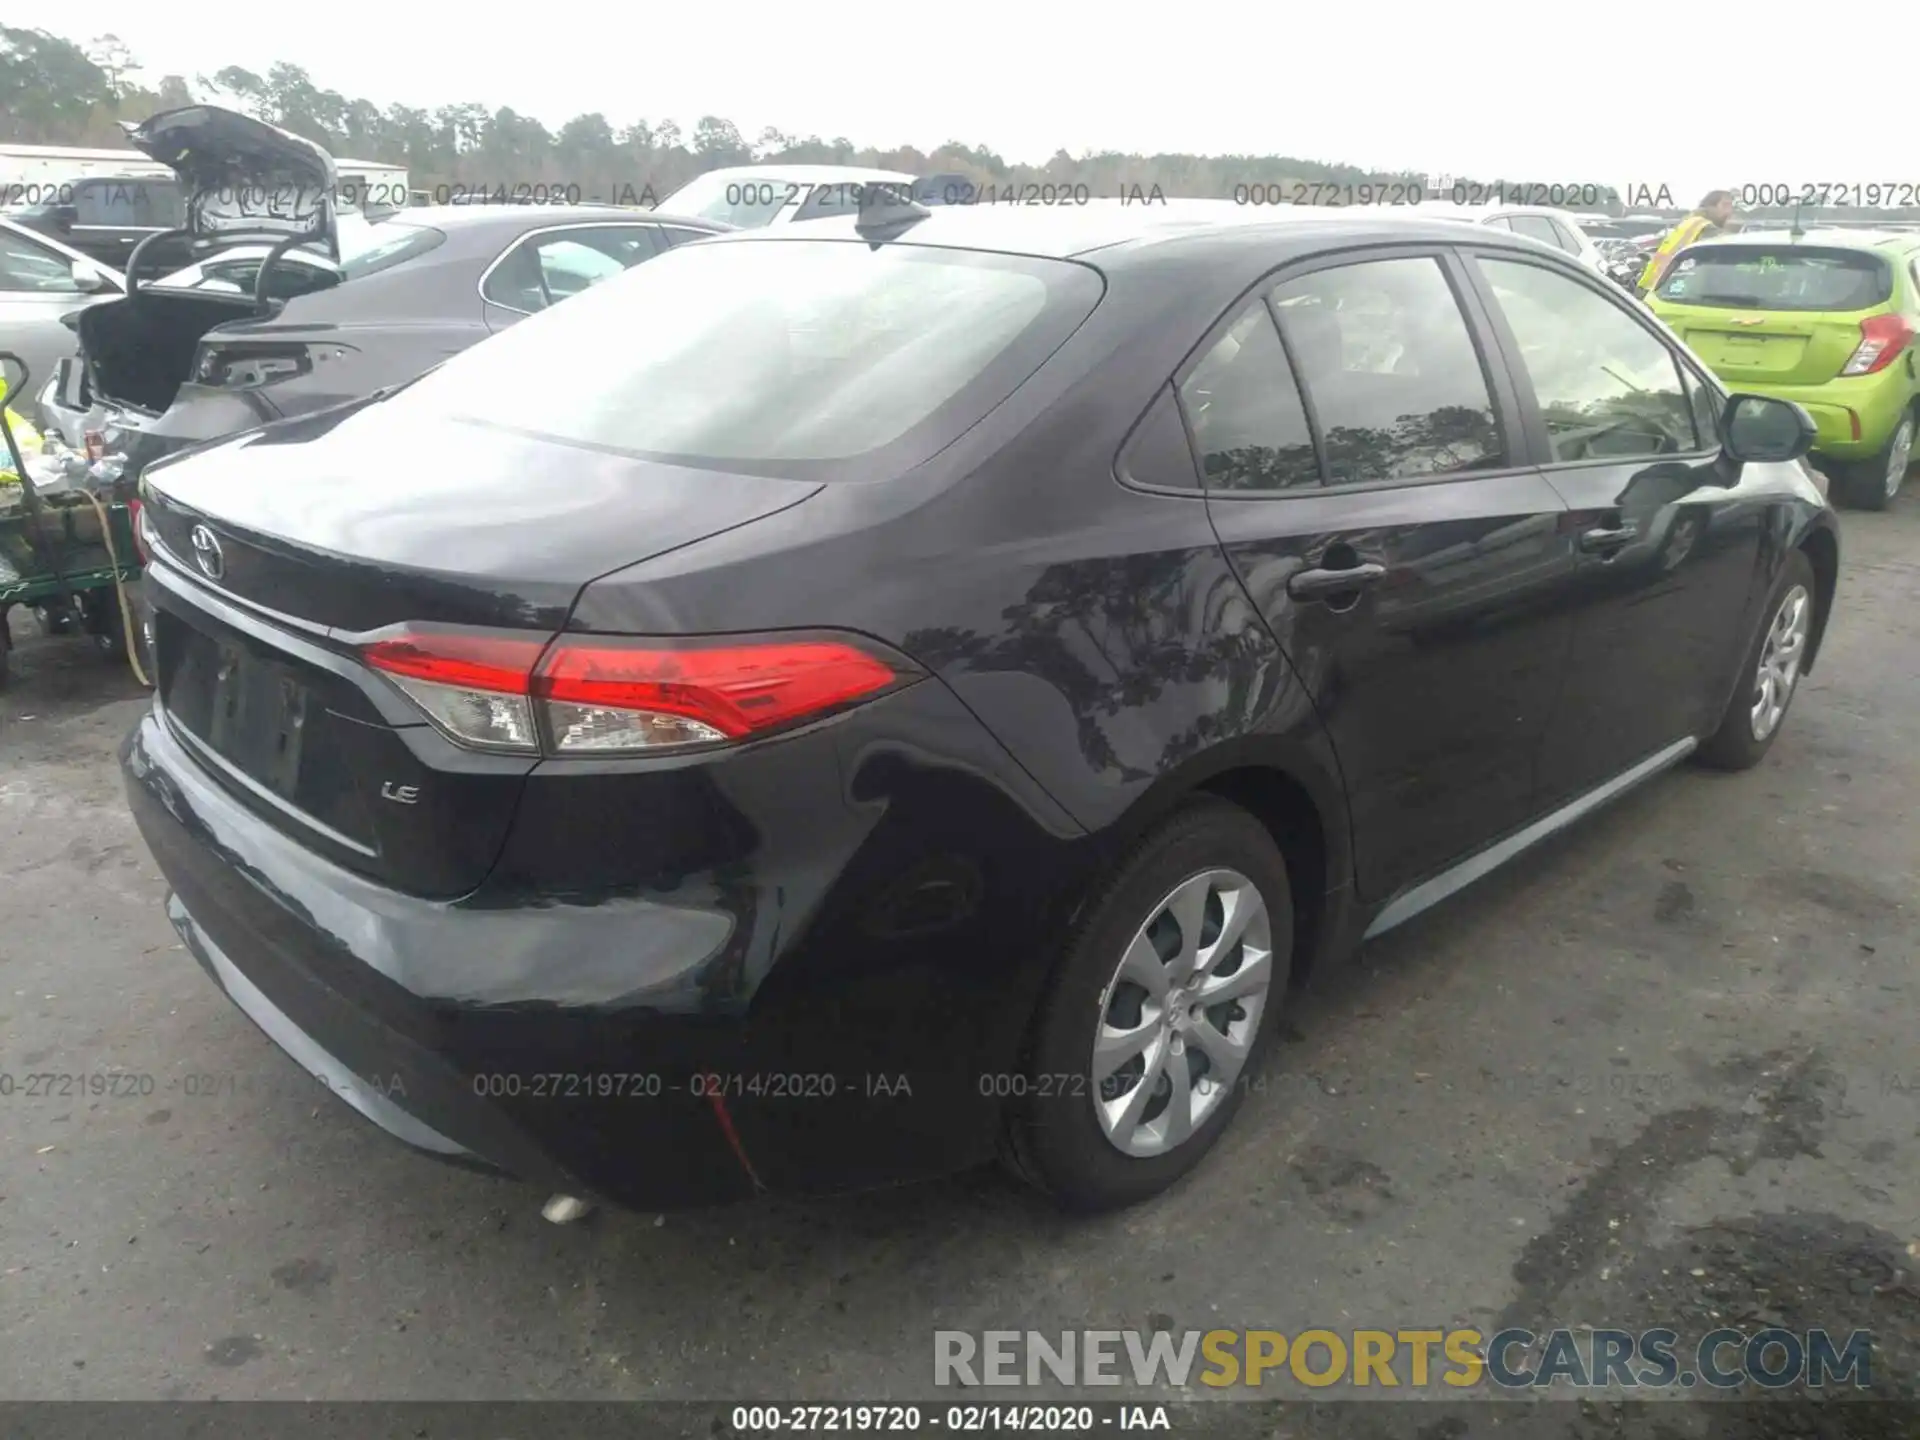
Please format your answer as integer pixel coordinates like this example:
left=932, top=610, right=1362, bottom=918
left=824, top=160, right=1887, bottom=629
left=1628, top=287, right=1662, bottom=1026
left=1638, top=214, right=1714, bottom=293
left=1, top=405, right=43, bottom=486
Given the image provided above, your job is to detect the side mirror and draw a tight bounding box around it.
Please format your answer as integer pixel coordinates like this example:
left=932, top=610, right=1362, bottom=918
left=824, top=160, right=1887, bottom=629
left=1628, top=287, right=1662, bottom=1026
left=49, top=202, right=78, bottom=230
left=70, top=261, right=114, bottom=294
left=1722, top=393, right=1816, bottom=464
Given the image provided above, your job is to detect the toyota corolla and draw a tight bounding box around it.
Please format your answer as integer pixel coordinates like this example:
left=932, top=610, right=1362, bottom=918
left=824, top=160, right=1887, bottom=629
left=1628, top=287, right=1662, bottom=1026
left=123, top=199, right=1839, bottom=1214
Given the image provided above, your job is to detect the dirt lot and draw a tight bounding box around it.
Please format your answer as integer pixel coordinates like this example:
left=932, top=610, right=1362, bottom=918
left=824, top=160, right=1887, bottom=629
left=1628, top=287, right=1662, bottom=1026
left=0, top=503, right=1915, bottom=1437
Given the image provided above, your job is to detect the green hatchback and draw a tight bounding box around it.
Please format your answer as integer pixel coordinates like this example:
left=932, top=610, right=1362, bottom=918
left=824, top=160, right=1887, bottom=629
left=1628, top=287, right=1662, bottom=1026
left=1648, top=229, right=1919, bottom=509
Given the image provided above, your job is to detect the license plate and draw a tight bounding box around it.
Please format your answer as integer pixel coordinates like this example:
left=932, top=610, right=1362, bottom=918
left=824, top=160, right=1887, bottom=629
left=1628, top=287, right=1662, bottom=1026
left=198, top=639, right=310, bottom=799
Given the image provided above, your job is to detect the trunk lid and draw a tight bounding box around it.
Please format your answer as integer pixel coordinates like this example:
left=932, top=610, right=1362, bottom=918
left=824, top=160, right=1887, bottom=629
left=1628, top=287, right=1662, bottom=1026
left=1653, top=242, right=1895, bottom=386
left=123, top=105, right=340, bottom=257
left=140, top=395, right=823, bottom=896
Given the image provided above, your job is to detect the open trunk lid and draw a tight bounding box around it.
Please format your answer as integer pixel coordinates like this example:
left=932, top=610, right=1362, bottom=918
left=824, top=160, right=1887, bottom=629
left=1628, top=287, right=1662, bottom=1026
left=1654, top=243, right=1895, bottom=386
left=75, top=106, right=346, bottom=416
left=139, top=393, right=823, bottom=896
left=124, top=105, right=340, bottom=257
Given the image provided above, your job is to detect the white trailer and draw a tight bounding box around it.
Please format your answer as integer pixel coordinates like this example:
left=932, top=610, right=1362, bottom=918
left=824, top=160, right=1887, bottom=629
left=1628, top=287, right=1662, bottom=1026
left=0, top=144, right=409, bottom=211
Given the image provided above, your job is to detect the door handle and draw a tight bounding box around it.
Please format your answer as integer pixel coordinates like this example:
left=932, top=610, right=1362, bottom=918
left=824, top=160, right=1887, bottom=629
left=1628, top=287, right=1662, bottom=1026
left=1577, top=524, right=1638, bottom=555
left=1287, top=562, right=1388, bottom=601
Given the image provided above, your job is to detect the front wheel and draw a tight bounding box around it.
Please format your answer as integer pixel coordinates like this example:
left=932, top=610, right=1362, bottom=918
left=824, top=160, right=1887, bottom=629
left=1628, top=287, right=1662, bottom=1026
left=1697, top=550, right=1816, bottom=771
left=1003, top=799, right=1292, bottom=1212
left=1834, top=410, right=1913, bottom=512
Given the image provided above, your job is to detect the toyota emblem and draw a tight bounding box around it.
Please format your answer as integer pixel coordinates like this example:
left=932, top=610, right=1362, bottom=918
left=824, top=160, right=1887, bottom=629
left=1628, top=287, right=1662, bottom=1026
left=189, top=523, right=225, bottom=581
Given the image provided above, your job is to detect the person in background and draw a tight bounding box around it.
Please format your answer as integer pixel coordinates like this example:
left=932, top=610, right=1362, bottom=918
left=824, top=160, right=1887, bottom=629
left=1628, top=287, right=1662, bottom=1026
left=1637, top=190, right=1738, bottom=295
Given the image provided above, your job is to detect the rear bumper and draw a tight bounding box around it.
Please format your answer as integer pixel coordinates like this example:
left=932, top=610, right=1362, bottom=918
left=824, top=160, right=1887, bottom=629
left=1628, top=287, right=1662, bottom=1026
left=122, top=707, right=760, bottom=1209
left=121, top=652, right=1091, bottom=1207
left=1728, top=372, right=1913, bottom=458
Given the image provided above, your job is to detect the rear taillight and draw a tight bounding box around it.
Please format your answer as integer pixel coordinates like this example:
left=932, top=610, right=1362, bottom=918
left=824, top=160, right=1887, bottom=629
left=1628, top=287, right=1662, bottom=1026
left=362, top=630, right=549, bottom=752
left=362, top=627, right=908, bottom=756
left=127, top=497, right=151, bottom=563
left=1840, top=314, right=1915, bottom=377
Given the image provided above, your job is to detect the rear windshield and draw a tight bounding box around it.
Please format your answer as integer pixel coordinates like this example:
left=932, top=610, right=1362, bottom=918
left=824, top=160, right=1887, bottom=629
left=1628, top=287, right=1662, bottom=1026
left=1655, top=245, right=1892, bottom=311
left=340, top=221, right=446, bottom=278
left=391, top=237, right=1104, bottom=477
left=659, top=173, right=798, bottom=228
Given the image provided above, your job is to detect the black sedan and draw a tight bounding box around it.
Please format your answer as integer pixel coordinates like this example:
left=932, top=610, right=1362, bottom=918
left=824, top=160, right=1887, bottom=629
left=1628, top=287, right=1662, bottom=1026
left=121, top=201, right=1839, bottom=1214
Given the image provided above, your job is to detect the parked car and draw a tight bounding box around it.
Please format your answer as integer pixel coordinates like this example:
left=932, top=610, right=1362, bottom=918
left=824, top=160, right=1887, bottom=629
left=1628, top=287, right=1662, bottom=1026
left=658, top=164, right=917, bottom=227
left=0, top=215, right=123, bottom=422
left=1583, top=215, right=1677, bottom=243
left=122, top=201, right=1838, bottom=1216
left=1646, top=228, right=1920, bottom=509
left=49, top=119, right=727, bottom=479
left=1374, top=201, right=1607, bottom=273
left=1595, top=232, right=1662, bottom=292
left=6, top=172, right=194, bottom=274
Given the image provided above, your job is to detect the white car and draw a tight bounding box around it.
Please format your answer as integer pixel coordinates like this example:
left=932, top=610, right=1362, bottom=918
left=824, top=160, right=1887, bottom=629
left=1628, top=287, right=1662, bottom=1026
left=658, top=165, right=916, bottom=229
left=0, top=215, right=123, bottom=423
left=1375, top=201, right=1607, bottom=272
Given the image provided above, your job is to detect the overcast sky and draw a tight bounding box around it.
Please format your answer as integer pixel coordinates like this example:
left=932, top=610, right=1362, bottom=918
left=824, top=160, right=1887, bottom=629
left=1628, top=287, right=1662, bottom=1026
left=18, top=0, right=1904, bottom=208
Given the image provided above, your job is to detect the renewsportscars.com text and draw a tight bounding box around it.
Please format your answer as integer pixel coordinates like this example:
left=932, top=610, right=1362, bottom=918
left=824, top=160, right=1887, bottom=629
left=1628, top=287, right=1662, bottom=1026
left=934, top=1327, right=1874, bottom=1390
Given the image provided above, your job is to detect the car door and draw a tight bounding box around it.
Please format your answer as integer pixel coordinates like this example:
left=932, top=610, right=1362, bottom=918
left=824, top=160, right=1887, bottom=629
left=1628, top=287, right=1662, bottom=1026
left=1459, top=248, right=1765, bottom=807
left=1195, top=248, right=1580, bottom=903
left=0, top=225, right=120, bottom=421
left=480, top=223, right=665, bottom=331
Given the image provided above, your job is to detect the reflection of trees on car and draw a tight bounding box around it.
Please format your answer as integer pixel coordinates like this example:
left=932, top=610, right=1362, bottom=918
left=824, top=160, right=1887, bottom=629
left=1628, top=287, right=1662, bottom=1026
left=906, top=554, right=1279, bottom=784
left=1321, top=404, right=1504, bottom=486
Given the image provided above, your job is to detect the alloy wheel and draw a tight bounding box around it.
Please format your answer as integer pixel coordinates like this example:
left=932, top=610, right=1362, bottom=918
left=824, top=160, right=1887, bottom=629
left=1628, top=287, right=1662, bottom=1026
left=1750, top=584, right=1811, bottom=743
left=1886, top=415, right=1914, bottom=502
left=1090, top=868, right=1273, bottom=1158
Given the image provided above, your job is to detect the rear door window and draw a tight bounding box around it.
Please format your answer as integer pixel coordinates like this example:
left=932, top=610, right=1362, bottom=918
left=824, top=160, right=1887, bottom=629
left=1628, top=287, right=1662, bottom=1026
left=1506, top=214, right=1563, bottom=249
left=1547, top=220, right=1585, bottom=255
left=1175, top=304, right=1319, bottom=491
left=1654, top=245, right=1892, bottom=311
left=484, top=225, right=662, bottom=313
left=1478, top=255, right=1700, bottom=460
left=1270, top=256, right=1506, bottom=485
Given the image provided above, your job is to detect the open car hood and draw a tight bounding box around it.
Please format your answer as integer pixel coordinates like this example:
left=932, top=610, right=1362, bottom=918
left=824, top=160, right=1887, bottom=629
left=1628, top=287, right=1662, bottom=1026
left=123, top=105, right=338, bottom=255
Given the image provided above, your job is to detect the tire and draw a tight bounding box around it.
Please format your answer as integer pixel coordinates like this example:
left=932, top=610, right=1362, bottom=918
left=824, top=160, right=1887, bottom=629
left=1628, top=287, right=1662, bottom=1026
left=1697, top=550, right=1817, bottom=771
left=1003, top=798, right=1293, bottom=1212
left=83, top=588, right=127, bottom=663
left=33, top=602, right=76, bottom=637
left=1833, top=408, right=1914, bottom=512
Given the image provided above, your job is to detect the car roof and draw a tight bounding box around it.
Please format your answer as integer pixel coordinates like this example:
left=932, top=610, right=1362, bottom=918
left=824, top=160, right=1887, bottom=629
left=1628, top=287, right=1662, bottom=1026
left=1686, top=227, right=1920, bottom=254
left=1380, top=200, right=1581, bottom=221
left=718, top=201, right=1586, bottom=270
left=392, top=204, right=725, bottom=234
left=683, top=164, right=913, bottom=184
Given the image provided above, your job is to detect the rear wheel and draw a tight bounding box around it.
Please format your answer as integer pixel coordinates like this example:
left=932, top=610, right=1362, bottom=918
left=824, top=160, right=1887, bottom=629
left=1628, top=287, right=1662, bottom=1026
left=1003, top=799, right=1292, bottom=1212
left=1697, top=550, right=1816, bottom=771
left=1834, top=409, right=1913, bottom=511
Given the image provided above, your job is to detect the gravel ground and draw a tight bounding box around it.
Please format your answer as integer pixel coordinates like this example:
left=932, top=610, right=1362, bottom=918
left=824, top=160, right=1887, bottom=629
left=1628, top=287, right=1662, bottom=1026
left=0, top=500, right=1915, bottom=1438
